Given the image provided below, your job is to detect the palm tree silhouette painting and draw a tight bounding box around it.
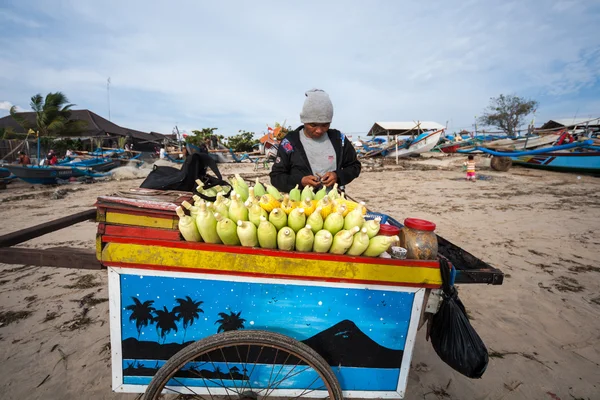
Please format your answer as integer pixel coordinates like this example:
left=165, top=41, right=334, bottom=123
left=153, top=306, right=179, bottom=344
left=215, top=311, right=246, bottom=332
left=125, top=298, right=155, bottom=340
left=173, top=296, right=204, bottom=343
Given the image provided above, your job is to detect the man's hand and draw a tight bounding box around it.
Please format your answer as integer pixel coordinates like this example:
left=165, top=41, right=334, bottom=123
left=301, top=175, right=321, bottom=187
left=320, top=171, right=337, bottom=187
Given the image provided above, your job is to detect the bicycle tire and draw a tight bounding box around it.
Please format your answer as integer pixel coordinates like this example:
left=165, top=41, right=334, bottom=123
left=143, top=330, right=343, bottom=400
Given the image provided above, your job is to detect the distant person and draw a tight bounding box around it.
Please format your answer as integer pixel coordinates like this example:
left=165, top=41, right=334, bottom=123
left=17, top=151, right=31, bottom=165
left=47, top=150, right=58, bottom=166
left=210, top=135, right=218, bottom=149
left=464, top=155, right=476, bottom=181
left=159, top=145, right=166, bottom=159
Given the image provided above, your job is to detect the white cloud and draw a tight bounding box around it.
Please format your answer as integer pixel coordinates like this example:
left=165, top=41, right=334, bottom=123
left=0, top=0, right=598, bottom=134
left=0, top=101, right=13, bottom=111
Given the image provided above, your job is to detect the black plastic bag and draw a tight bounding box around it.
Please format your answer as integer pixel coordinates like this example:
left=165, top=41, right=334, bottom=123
left=429, top=258, right=489, bottom=378
left=140, top=153, right=222, bottom=192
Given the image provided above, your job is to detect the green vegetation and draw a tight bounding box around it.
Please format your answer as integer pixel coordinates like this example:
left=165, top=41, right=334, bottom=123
left=10, top=92, right=87, bottom=137
left=478, top=94, right=538, bottom=137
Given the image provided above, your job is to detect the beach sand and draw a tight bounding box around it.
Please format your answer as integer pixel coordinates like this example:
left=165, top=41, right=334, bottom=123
left=0, top=156, right=599, bottom=399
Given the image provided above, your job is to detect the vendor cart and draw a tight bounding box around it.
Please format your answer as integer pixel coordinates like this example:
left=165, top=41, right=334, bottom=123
left=93, top=188, right=503, bottom=399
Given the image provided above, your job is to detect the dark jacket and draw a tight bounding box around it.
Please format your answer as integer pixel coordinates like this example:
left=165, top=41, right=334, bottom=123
left=270, top=126, right=361, bottom=192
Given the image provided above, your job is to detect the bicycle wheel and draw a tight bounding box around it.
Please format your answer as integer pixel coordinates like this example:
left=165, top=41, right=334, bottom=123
left=143, top=330, right=343, bottom=400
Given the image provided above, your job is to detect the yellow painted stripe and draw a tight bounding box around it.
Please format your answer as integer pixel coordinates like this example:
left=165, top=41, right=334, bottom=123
left=105, top=211, right=176, bottom=229
left=96, top=234, right=102, bottom=261
left=102, top=242, right=442, bottom=286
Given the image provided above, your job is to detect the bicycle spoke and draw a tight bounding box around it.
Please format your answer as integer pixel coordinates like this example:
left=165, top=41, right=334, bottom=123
left=234, top=345, right=253, bottom=394
left=219, top=347, right=241, bottom=395
left=205, top=351, right=238, bottom=398
left=292, top=374, right=326, bottom=398
left=162, top=376, right=211, bottom=400
left=261, top=352, right=292, bottom=398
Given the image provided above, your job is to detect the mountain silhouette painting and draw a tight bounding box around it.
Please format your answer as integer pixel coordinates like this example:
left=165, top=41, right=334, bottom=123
left=122, top=319, right=403, bottom=371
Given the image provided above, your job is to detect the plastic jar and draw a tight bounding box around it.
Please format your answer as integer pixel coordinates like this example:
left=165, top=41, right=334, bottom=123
left=400, top=218, right=438, bottom=260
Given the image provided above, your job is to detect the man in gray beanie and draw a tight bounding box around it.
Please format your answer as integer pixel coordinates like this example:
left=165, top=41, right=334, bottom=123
left=270, top=89, right=361, bottom=192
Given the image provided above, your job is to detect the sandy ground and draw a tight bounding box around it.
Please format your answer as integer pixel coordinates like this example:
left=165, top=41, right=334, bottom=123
left=0, top=155, right=599, bottom=400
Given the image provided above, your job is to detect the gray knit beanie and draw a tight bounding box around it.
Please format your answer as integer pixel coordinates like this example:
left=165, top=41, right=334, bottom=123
left=300, top=89, right=334, bottom=123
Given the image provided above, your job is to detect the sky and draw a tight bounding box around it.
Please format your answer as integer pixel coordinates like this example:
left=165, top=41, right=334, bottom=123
left=120, top=273, right=414, bottom=349
left=1, top=1, right=599, bottom=139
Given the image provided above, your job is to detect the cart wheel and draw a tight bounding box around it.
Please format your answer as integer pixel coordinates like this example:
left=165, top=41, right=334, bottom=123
left=490, top=156, right=512, bottom=172
left=143, top=330, right=343, bottom=400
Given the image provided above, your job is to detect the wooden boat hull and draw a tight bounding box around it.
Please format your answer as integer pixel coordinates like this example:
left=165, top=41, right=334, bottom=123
left=510, top=151, right=600, bottom=174
left=386, top=130, right=443, bottom=158
left=4, top=165, right=87, bottom=184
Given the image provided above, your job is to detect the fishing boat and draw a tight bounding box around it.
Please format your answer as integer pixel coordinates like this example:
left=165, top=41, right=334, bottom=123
left=3, top=165, right=111, bottom=184
left=58, top=157, right=121, bottom=172
left=385, top=129, right=444, bottom=158
left=510, top=149, right=600, bottom=174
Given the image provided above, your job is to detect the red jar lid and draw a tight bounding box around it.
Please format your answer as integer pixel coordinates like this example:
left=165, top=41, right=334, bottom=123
left=378, top=224, right=400, bottom=236
left=404, top=218, right=436, bottom=231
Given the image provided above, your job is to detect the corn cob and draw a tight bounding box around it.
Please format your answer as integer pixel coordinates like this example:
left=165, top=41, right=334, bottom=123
left=259, top=194, right=281, bottom=213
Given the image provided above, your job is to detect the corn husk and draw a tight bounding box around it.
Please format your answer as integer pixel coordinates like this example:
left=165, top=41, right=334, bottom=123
left=313, top=230, right=333, bottom=253
left=181, top=200, right=200, bottom=221
left=363, top=235, right=399, bottom=257
left=301, top=185, right=314, bottom=201
left=344, top=205, right=365, bottom=231
left=196, top=203, right=221, bottom=244
left=229, top=174, right=249, bottom=201
left=289, top=184, right=301, bottom=202
left=268, top=208, right=287, bottom=231
left=253, top=178, right=266, bottom=197
left=266, top=184, right=283, bottom=201
left=192, top=195, right=203, bottom=207
left=323, top=210, right=344, bottom=236
left=314, top=186, right=327, bottom=201
left=295, top=225, right=315, bottom=252
left=329, top=226, right=360, bottom=255
left=259, top=194, right=281, bottom=213
left=213, top=194, right=229, bottom=219
left=364, top=217, right=381, bottom=238
left=248, top=203, right=268, bottom=227
left=215, top=213, right=241, bottom=245
left=301, top=198, right=316, bottom=216
left=306, top=207, right=324, bottom=233
left=228, top=194, right=248, bottom=223
left=328, top=183, right=340, bottom=200
left=176, top=207, right=202, bottom=242
left=346, top=227, right=370, bottom=256
left=288, top=207, right=306, bottom=233
left=317, top=196, right=333, bottom=219
left=237, top=220, right=258, bottom=247
left=277, top=227, right=296, bottom=251
left=257, top=216, right=277, bottom=249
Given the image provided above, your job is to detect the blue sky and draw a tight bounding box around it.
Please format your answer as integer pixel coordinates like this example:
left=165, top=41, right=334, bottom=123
left=1, top=1, right=599, bottom=138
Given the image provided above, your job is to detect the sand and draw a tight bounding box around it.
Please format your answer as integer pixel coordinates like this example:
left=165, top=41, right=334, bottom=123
left=0, top=155, right=599, bottom=399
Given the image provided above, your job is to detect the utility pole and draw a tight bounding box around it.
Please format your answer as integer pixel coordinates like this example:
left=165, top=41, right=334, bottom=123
left=107, top=77, right=111, bottom=121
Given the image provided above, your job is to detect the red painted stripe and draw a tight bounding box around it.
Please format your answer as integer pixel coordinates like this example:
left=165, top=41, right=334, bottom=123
left=104, top=261, right=442, bottom=288
left=104, top=225, right=181, bottom=241
left=101, top=235, right=440, bottom=268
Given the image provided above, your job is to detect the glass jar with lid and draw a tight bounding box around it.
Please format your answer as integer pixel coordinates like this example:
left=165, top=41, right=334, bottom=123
left=400, top=218, right=438, bottom=260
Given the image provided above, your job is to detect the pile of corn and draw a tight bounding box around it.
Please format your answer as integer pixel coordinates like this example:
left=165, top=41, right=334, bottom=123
left=175, top=174, right=398, bottom=257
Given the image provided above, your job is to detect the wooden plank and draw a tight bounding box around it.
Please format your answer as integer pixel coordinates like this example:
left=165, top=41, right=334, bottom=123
left=103, top=224, right=181, bottom=241
left=0, top=246, right=101, bottom=269
left=0, top=209, right=97, bottom=248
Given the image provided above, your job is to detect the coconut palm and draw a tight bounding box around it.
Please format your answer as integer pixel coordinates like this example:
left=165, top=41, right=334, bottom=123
left=125, top=298, right=155, bottom=340
left=173, top=296, right=204, bottom=343
left=215, top=311, right=246, bottom=333
left=153, top=306, right=179, bottom=344
left=9, top=92, right=86, bottom=137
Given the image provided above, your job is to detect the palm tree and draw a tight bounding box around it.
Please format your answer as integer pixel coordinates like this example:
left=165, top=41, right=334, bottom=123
left=173, top=296, right=204, bottom=343
left=125, top=298, right=155, bottom=340
left=10, top=92, right=86, bottom=137
left=215, top=311, right=246, bottom=333
left=153, top=306, right=179, bottom=344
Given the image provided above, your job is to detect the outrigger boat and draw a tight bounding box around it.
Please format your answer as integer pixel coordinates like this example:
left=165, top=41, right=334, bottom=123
left=3, top=164, right=111, bottom=184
